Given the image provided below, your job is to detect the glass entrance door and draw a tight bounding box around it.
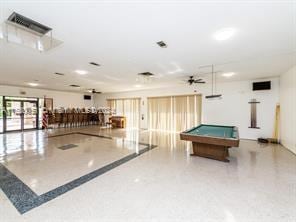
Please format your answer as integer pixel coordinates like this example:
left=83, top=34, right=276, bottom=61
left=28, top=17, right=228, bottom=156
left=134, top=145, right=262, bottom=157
left=3, top=98, right=38, bottom=132
left=5, top=100, right=22, bottom=131
left=23, top=101, right=38, bottom=130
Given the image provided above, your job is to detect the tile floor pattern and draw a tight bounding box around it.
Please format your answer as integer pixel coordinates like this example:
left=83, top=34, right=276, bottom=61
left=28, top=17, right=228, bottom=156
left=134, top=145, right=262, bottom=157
left=0, top=125, right=296, bottom=222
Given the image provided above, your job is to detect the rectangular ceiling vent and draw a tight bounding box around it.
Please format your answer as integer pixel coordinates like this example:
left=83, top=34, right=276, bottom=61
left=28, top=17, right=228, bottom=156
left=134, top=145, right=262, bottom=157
left=138, top=72, right=154, bottom=77
left=89, top=62, right=100, bottom=67
left=156, top=41, right=167, bottom=48
left=7, top=12, right=52, bottom=35
left=54, top=72, right=65, bottom=76
left=69, top=84, right=80, bottom=88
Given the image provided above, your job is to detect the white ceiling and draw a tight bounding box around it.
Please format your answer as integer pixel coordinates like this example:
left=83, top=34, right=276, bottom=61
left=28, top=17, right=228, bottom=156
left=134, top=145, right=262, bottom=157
left=0, top=0, right=295, bottom=93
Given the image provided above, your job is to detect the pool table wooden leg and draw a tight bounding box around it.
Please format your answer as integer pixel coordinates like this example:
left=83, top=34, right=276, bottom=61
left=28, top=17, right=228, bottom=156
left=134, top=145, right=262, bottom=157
left=191, top=142, right=230, bottom=162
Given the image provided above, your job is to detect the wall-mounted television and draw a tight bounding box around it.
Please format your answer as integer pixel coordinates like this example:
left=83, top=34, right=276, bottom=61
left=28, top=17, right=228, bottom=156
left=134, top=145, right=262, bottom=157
left=253, top=81, right=271, bottom=91
left=84, top=95, right=92, bottom=100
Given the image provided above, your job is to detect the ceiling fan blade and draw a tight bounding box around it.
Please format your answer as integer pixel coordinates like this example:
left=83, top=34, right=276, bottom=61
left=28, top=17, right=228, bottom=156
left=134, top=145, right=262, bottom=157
left=194, top=80, right=206, bottom=83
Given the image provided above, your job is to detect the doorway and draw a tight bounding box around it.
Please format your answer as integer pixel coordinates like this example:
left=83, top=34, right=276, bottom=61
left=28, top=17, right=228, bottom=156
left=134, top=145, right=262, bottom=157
left=3, top=97, right=39, bottom=132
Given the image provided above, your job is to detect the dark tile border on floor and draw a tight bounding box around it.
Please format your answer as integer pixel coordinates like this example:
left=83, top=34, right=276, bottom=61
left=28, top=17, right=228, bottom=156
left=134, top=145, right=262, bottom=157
left=46, top=131, right=113, bottom=140
left=0, top=132, right=157, bottom=214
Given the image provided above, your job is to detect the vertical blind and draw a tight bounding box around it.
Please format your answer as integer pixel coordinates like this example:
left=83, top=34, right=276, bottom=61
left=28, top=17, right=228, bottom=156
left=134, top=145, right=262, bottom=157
left=148, top=95, right=202, bottom=132
left=107, top=98, right=140, bottom=129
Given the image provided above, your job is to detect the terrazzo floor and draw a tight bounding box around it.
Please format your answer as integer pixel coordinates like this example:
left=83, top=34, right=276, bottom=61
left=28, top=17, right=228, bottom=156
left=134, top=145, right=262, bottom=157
left=0, top=125, right=296, bottom=222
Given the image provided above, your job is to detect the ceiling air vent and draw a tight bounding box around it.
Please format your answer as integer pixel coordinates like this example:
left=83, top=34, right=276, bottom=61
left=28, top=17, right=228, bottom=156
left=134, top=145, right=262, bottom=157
left=138, top=72, right=154, bottom=77
left=54, top=72, right=65, bottom=76
left=156, top=41, right=167, bottom=48
left=7, top=12, right=52, bottom=35
left=69, top=84, right=80, bottom=88
left=89, top=62, right=100, bottom=66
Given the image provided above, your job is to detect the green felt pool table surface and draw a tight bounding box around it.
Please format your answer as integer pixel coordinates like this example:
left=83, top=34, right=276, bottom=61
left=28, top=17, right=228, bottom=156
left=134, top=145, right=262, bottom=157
left=186, top=124, right=238, bottom=139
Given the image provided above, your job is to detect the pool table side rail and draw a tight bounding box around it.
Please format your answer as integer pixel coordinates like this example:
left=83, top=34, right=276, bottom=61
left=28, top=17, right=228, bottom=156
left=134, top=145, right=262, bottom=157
left=180, top=126, right=240, bottom=147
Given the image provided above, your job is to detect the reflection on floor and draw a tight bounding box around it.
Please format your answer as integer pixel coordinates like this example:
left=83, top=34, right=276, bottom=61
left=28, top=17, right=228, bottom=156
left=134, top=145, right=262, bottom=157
left=0, top=126, right=296, bottom=221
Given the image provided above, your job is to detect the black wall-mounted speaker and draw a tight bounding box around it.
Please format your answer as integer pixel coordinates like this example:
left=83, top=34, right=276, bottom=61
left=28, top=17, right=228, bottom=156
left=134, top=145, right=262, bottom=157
left=84, top=95, right=91, bottom=100
left=253, top=81, right=271, bottom=91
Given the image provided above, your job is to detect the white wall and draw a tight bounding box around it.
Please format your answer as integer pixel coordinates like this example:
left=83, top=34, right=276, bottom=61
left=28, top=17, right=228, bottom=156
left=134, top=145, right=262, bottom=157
left=95, top=78, right=280, bottom=140
left=0, top=85, right=93, bottom=108
left=280, top=66, right=296, bottom=154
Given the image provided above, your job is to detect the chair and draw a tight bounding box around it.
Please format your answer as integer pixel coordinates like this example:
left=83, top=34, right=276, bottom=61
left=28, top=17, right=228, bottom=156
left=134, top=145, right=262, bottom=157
left=47, top=111, right=55, bottom=127
left=78, top=111, right=84, bottom=126
left=54, top=109, right=62, bottom=128
left=61, top=110, right=67, bottom=128
left=99, top=112, right=105, bottom=126
left=66, top=108, right=74, bottom=127
left=73, top=108, right=79, bottom=127
left=83, top=113, right=88, bottom=126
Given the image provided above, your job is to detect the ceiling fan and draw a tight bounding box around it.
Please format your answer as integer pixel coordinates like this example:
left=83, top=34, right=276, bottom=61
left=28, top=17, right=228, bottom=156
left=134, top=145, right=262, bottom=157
left=186, top=76, right=206, bottom=85
left=88, top=89, right=102, bottom=94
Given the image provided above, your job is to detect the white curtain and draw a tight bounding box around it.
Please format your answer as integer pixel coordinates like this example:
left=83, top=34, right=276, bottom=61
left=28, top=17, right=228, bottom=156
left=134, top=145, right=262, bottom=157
left=148, top=95, right=201, bottom=132
left=107, top=98, right=140, bottom=129
left=148, top=97, right=172, bottom=132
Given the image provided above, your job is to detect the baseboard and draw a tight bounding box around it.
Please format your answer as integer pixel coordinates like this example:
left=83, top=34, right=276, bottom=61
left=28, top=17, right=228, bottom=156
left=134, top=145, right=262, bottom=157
left=280, top=142, right=296, bottom=156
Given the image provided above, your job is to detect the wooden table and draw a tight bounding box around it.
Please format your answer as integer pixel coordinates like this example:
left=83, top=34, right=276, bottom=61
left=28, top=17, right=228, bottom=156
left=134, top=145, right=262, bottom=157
left=109, top=116, right=126, bottom=128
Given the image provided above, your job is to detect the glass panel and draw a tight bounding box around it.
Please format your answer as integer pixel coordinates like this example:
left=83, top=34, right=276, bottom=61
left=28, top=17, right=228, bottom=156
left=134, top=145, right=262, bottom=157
left=23, top=101, right=37, bottom=129
left=6, top=101, right=22, bottom=131
left=38, top=98, right=43, bottom=129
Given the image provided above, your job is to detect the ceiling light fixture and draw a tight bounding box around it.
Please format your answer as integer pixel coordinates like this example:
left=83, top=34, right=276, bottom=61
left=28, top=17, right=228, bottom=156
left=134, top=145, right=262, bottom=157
left=134, top=84, right=142, bottom=88
left=27, top=82, right=39, bottom=87
left=213, top=28, right=237, bottom=41
left=222, top=72, right=236, bottom=77
left=75, top=70, right=88, bottom=75
left=137, top=72, right=154, bottom=84
left=204, top=65, right=222, bottom=99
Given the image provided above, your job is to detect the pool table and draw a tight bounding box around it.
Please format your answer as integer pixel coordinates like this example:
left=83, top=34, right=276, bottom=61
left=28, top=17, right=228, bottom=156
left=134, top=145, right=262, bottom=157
left=180, top=124, right=239, bottom=162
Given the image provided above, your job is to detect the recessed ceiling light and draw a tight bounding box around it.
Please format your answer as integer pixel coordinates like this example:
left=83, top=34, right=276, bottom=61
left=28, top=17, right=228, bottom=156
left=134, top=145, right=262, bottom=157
left=27, top=82, right=39, bottom=87
left=222, top=72, right=236, bottom=77
left=75, top=70, right=88, bottom=75
left=134, top=84, right=142, bottom=88
left=213, top=28, right=237, bottom=41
